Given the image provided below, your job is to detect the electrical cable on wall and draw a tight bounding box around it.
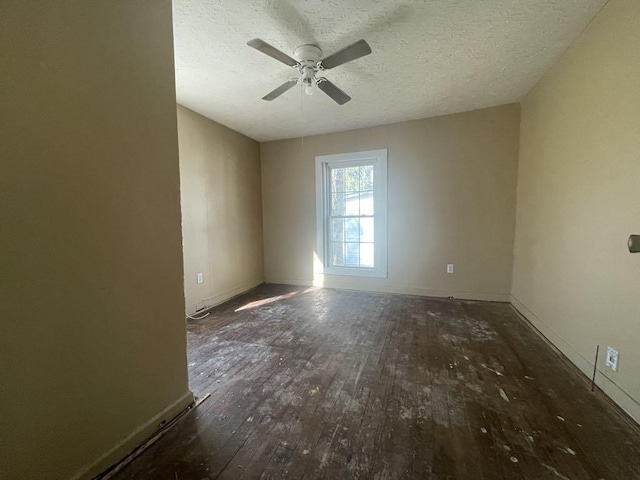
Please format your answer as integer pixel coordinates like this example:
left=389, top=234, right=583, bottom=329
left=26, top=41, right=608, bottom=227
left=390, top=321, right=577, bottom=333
left=186, top=310, right=210, bottom=320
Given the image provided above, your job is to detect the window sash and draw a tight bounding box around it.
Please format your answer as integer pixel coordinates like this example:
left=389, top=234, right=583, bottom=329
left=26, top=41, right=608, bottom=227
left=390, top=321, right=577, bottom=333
left=315, top=150, right=387, bottom=278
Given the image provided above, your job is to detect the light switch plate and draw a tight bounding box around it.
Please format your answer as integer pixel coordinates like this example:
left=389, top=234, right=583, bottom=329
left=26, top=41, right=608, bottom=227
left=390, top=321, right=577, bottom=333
left=196, top=273, right=204, bottom=284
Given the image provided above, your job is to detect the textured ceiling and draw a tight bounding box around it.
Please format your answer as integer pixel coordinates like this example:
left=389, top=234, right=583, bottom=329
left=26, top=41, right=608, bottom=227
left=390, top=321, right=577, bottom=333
left=173, top=0, right=606, bottom=142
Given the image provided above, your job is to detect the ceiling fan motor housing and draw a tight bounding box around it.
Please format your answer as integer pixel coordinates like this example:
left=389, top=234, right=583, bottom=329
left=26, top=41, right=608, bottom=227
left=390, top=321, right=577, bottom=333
left=294, top=44, right=322, bottom=64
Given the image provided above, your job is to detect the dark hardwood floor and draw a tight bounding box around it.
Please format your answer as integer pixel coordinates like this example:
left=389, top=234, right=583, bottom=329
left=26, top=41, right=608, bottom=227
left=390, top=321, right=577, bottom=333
left=114, top=284, right=640, bottom=479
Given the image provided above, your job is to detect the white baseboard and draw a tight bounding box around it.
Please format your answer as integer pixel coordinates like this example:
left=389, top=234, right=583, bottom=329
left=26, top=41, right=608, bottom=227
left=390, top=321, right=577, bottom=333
left=72, top=390, right=194, bottom=480
left=264, top=277, right=510, bottom=302
left=186, top=278, right=265, bottom=315
left=264, top=277, right=314, bottom=288
left=510, top=294, right=640, bottom=425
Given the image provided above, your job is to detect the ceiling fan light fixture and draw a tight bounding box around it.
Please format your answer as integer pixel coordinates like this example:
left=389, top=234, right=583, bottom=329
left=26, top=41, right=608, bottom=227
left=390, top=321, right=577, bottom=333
left=303, top=76, right=315, bottom=96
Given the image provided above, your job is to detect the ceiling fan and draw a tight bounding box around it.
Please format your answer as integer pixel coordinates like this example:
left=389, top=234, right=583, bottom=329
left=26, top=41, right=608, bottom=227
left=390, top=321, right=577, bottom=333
left=246, top=38, right=372, bottom=105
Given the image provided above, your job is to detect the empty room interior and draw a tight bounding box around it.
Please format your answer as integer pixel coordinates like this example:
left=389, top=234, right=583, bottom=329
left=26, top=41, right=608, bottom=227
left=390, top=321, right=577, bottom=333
left=3, top=0, right=640, bottom=479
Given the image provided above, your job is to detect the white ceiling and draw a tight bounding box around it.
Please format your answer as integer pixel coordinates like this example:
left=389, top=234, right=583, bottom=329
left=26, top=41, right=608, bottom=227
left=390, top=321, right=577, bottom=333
left=173, top=0, right=606, bottom=142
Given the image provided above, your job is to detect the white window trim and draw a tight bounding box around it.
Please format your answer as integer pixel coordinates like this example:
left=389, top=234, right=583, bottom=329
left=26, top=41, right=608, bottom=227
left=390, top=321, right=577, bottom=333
left=315, top=149, right=388, bottom=278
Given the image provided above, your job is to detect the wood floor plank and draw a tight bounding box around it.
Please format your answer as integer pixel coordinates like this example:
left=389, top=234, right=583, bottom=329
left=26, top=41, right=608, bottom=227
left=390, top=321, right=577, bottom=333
left=113, top=284, right=640, bottom=480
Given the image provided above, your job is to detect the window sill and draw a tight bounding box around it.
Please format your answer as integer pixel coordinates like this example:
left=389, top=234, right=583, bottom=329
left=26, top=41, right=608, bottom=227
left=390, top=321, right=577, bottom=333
left=320, top=267, right=387, bottom=279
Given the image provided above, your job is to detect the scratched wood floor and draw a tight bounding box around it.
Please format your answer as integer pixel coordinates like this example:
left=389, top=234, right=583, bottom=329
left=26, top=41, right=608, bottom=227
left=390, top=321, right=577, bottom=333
left=114, top=284, right=640, bottom=479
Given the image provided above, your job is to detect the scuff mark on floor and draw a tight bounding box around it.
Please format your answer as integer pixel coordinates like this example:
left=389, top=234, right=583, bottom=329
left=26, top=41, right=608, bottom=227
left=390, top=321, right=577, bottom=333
left=543, top=464, right=570, bottom=480
left=499, top=388, right=510, bottom=402
left=482, top=364, right=504, bottom=376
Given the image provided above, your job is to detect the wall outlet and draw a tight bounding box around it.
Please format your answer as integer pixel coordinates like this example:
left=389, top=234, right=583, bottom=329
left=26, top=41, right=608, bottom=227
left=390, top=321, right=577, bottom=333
left=196, top=272, right=204, bottom=284
left=605, top=346, right=619, bottom=371
left=446, top=263, right=454, bottom=274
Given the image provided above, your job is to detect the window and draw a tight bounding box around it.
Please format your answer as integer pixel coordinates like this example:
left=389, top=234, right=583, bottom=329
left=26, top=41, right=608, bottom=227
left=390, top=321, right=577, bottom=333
left=315, top=149, right=387, bottom=278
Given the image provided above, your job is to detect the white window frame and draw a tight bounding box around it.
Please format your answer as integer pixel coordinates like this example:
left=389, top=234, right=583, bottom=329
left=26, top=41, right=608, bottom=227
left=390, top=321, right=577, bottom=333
left=315, top=149, right=388, bottom=278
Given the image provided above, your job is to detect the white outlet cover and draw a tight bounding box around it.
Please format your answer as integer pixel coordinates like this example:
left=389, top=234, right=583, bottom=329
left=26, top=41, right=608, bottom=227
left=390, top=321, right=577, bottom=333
left=446, top=264, right=454, bottom=274
left=605, top=346, right=618, bottom=371
left=196, top=273, right=204, bottom=284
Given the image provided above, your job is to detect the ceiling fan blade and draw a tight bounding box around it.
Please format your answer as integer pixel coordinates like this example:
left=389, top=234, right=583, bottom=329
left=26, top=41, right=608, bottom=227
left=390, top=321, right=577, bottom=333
left=247, top=38, right=298, bottom=67
left=320, top=39, right=372, bottom=70
left=262, top=79, right=298, bottom=101
left=317, top=79, right=351, bottom=105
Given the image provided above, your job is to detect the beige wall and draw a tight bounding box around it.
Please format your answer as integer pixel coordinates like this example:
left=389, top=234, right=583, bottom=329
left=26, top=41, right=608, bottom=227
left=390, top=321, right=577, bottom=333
left=177, top=106, right=264, bottom=314
left=0, top=2, right=192, bottom=479
left=512, top=0, right=640, bottom=422
left=261, top=104, right=520, bottom=301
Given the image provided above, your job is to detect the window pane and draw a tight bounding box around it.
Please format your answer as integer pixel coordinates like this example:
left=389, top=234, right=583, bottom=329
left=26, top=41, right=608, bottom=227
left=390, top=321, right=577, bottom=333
left=330, top=242, right=344, bottom=267
left=330, top=218, right=343, bottom=241
left=345, top=242, right=359, bottom=266
left=360, top=218, right=374, bottom=242
left=345, top=218, right=360, bottom=241
left=360, top=243, right=374, bottom=267
left=343, top=166, right=360, bottom=193
left=360, top=164, right=374, bottom=191
left=360, top=192, right=374, bottom=216
left=331, top=167, right=344, bottom=193
left=331, top=193, right=345, bottom=216
left=345, top=192, right=359, bottom=215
